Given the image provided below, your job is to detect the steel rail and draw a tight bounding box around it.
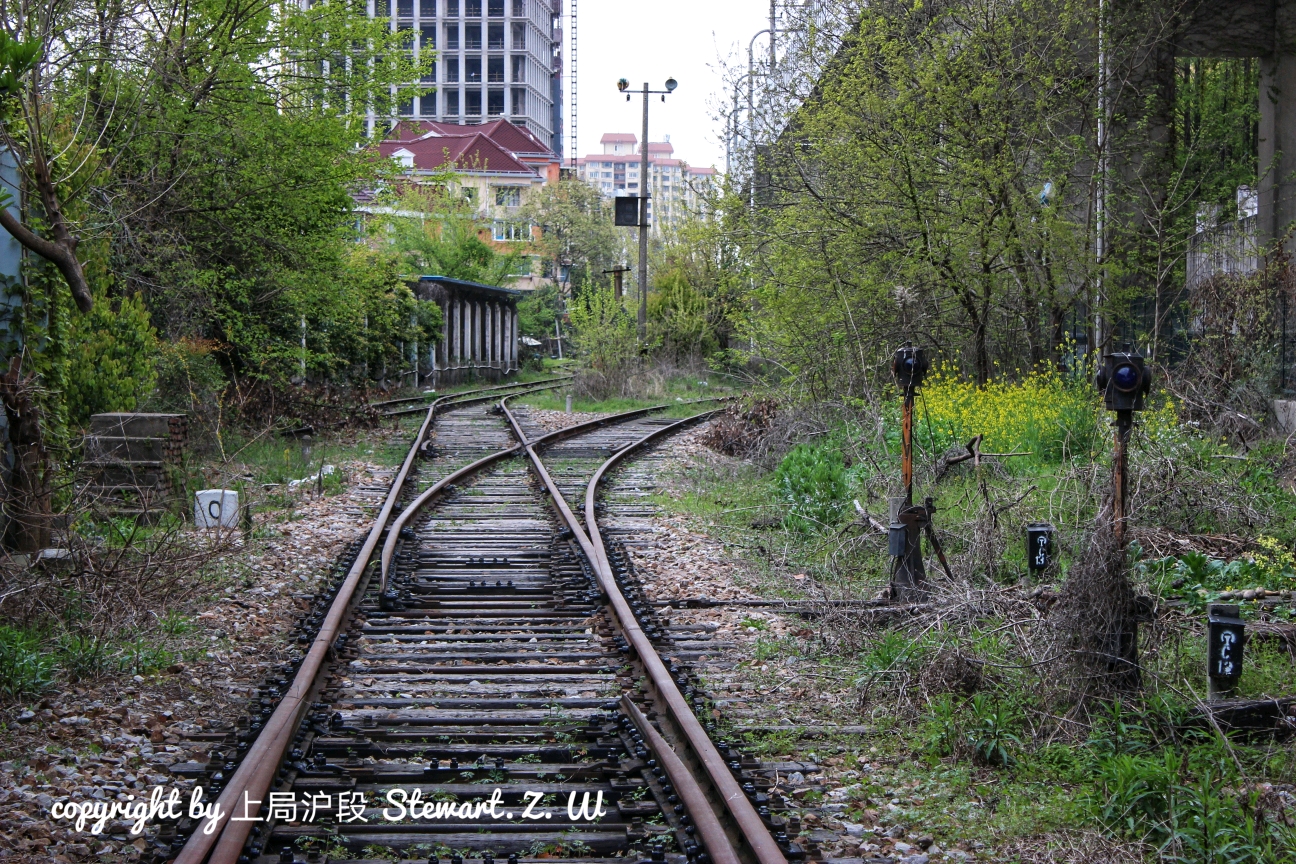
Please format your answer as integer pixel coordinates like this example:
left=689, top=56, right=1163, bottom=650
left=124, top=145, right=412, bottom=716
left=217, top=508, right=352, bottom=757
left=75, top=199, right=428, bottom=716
left=495, top=399, right=775, bottom=864
left=622, top=696, right=741, bottom=864
left=584, top=412, right=789, bottom=864
left=379, top=375, right=573, bottom=417
left=378, top=394, right=727, bottom=595
left=174, top=379, right=567, bottom=864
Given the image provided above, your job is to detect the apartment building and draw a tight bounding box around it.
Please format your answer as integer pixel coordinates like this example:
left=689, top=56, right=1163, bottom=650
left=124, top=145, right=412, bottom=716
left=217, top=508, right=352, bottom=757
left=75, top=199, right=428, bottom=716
left=575, top=134, right=717, bottom=233
left=371, top=0, right=561, bottom=158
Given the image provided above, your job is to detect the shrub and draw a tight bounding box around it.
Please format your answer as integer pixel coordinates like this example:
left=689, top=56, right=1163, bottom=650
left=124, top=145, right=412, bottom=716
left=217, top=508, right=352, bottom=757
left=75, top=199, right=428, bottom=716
left=0, top=625, right=53, bottom=700
left=774, top=443, right=847, bottom=531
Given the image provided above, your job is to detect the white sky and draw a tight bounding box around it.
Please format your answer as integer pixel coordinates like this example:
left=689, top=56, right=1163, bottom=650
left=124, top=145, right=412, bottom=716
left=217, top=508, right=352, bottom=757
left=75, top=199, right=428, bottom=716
left=567, top=1, right=775, bottom=171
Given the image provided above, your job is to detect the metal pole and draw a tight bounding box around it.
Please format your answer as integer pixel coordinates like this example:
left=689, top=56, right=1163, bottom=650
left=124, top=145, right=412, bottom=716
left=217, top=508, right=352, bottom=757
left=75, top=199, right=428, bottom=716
left=1113, top=410, right=1131, bottom=545
left=901, top=393, right=915, bottom=506
left=769, top=0, right=777, bottom=76
left=638, top=82, right=650, bottom=341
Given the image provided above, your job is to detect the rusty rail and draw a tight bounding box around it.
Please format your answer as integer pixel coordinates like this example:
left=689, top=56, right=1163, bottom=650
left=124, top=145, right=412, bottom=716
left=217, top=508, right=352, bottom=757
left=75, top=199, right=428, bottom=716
left=582, top=411, right=790, bottom=864
left=173, top=379, right=566, bottom=864
left=496, top=400, right=788, bottom=864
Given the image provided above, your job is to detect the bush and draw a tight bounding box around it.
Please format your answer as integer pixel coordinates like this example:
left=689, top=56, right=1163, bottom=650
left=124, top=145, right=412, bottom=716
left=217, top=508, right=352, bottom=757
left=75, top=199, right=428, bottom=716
left=774, top=443, right=847, bottom=531
left=65, top=291, right=159, bottom=430
left=0, top=625, right=53, bottom=700
left=568, top=285, right=640, bottom=400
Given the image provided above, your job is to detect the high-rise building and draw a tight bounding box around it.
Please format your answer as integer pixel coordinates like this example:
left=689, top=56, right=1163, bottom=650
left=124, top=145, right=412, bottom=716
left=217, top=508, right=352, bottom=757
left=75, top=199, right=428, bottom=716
left=575, top=133, right=717, bottom=233
left=370, top=0, right=560, bottom=159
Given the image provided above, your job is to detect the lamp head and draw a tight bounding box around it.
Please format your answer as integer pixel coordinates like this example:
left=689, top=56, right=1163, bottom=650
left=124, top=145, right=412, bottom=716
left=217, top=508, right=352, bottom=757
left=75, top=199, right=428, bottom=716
left=616, top=78, right=629, bottom=92
left=665, top=77, right=678, bottom=93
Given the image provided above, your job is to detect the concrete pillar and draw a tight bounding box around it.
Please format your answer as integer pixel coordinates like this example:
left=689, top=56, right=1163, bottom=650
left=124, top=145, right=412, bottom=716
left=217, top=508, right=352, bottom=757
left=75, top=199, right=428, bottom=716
left=452, top=298, right=460, bottom=365
left=494, top=303, right=502, bottom=369
left=487, top=302, right=496, bottom=369
left=471, top=302, right=480, bottom=364
left=1260, top=52, right=1296, bottom=250
left=511, top=307, right=519, bottom=371
left=504, top=306, right=513, bottom=372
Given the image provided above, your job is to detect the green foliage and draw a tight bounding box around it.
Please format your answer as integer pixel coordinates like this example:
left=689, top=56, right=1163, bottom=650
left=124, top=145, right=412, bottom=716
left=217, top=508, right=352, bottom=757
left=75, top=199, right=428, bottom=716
left=648, top=268, right=716, bottom=360
left=1094, top=751, right=1179, bottom=841
left=380, top=184, right=523, bottom=286
left=65, top=291, right=158, bottom=429
left=774, top=443, right=847, bottom=531
left=0, top=625, right=53, bottom=699
left=519, top=179, right=622, bottom=292
left=966, top=693, right=1022, bottom=767
left=0, top=30, right=40, bottom=105
left=567, top=284, right=639, bottom=398
left=518, top=284, right=561, bottom=341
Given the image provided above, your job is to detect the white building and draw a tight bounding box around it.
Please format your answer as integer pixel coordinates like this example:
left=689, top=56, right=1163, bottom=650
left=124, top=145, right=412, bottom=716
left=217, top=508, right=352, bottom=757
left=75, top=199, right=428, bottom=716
left=575, top=133, right=717, bottom=233
left=370, top=0, right=561, bottom=157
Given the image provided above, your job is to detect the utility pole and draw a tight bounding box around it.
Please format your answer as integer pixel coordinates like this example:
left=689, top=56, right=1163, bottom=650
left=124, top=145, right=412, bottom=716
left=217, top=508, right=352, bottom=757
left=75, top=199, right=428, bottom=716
left=615, top=77, right=677, bottom=342
left=638, top=82, right=650, bottom=339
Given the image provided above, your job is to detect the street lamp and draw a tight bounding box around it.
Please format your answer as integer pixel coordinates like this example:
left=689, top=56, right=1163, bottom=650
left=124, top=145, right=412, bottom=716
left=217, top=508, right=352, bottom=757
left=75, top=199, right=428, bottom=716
left=613, top=77, right=678, bottom=341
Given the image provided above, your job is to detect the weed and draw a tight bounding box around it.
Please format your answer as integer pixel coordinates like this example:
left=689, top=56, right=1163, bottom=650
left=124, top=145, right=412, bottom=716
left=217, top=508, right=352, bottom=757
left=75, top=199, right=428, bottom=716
left=966, top=694, right=1022, bottom=768
left=0, top=626, right=54, bottom=700
left=775, top=443, right=847, bottom=531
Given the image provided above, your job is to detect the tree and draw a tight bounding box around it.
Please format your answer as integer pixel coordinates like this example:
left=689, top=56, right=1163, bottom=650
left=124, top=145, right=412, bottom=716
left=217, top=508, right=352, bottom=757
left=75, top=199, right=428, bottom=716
left=379, top=184, right=524, bottom=287
left=0, top=0, right=430, bottom=549
left=520, top=179, right=625, bottom=294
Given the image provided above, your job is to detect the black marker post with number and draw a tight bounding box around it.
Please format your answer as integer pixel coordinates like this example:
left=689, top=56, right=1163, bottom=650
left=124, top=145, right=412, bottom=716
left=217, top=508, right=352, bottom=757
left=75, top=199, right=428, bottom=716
left=1207, top=603, right=1245, bottom=701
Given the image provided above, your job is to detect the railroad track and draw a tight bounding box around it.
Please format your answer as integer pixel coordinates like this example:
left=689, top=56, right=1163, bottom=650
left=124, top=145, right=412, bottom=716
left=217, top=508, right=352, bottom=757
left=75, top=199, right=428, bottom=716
left=169, top=382, right=803, bottom=864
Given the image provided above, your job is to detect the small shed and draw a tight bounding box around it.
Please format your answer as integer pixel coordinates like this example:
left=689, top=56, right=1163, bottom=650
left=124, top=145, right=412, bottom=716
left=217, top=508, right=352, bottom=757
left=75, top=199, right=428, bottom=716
left=413, top=276, right=522, bottom=386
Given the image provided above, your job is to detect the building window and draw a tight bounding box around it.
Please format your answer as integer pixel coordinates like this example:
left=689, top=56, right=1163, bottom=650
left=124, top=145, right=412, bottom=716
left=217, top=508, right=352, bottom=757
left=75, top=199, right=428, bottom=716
left=420, top=0, right=436, bottom=15
left=487, top=88, right=504, bottom=115
left=446, top=57, right=459, bottom=81
left=398, top=95, right=414, bottom=116
left=512, top=0, right=524, bottom=15
left=397, top=0, right=413, bottom=18
left=511, top=22, right=526, bottom=50
left=419, top=89, right=436, bottom=116
left=462, top=186, right=476, bottom=202
left=420, top=25, right=436, bottom=48
left=465, top=88, right=482, bottom=115
left=511, top=54, right=525, bottom=82
left=510, top=256, right=534, bottom=277
left=445, top=0, right=458, bottom=13
left=495, top=186, right=522, bottom=206
left=488, top=0, right=504, bottom=16
left=465, top=0, right=481, bottom=14
left=488, top=22, right=504, bottom=49
left=375, top=0, right=390, bottom=15
left=492, top=219, right=530, bottom=241
left=466, top=57, right=481, bottom=82
left=465, top=22, right=481, bottom=49
left=511, top=87, right=525, bottom=114
left=445, top=88, right=460, bottom=114
left=445, top=23, right=459, bottom=49
left=487, top=56, right=504, bottom=82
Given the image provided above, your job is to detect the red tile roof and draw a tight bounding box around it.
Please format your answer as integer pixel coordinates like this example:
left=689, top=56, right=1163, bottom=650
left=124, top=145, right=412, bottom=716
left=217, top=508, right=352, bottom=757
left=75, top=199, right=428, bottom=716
left=600, top=132, right=638, bottom=143
left=379, top=133, right=534, bottom=175
left=378, top=118, right=556, bottom=177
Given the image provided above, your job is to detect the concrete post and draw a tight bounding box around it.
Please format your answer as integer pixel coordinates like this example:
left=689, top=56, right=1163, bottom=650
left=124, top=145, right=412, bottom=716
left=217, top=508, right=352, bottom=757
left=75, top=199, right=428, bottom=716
left=512, top=307, right=519, bottom=370
left=1260, top=52, right=1296, bottom=250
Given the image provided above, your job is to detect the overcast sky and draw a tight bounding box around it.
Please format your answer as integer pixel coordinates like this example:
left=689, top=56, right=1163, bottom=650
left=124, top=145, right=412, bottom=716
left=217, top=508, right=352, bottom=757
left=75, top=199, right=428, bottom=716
left=568, top=1, right=775, bottom=171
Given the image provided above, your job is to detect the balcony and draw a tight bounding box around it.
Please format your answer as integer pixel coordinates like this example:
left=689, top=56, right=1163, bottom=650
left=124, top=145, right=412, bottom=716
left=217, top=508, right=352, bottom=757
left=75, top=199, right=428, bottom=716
left=1187, top=214, right=1259, bottom=291
left=465, top=23, right=481, bottom=50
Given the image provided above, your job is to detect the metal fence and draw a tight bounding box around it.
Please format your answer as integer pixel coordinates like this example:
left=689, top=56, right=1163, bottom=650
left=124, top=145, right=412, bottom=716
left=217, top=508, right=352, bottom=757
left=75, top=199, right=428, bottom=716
left=1186, top=214, right=1260, bottom=291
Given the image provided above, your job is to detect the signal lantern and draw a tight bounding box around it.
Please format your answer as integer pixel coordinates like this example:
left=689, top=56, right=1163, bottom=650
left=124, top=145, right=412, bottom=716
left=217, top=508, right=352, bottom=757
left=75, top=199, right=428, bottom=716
left=1095, top=351, right=1151, bottom=412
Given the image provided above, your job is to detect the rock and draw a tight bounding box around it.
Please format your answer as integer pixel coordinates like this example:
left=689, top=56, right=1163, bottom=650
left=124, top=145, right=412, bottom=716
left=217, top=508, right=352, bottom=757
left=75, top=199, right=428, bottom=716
left=843, top=823, right=867, bottom=837
left=900, top=856, right=929, bottom=864
left=787, top=771, right=806, bottom=784
left=916, top=836, right=934, bottom=850
left=17, top=709, right=36, bottom=724
left=887, top=824, right=906, bottom=838
left=894, top=842, right=913, bottom=853
left=1243, top=589, right=1257, bottom=601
